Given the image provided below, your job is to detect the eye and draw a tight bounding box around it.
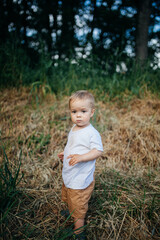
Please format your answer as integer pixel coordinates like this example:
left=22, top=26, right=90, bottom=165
left=82, top=110, right=86, bottom=113
left=72, top=110, right=76, bottom=113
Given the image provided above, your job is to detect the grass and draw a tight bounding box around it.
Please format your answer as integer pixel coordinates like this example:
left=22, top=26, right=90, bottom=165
left=0, top=43, right=160, bottom=100
left=88, top=170, right=160, bottom=239
left=0, top=88, right=160, bottom=239
left=0, top=145, right=24, bottom=239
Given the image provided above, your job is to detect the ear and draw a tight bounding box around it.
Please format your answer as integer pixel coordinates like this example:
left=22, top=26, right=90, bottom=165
left=91, top=108, right=95, bottom=117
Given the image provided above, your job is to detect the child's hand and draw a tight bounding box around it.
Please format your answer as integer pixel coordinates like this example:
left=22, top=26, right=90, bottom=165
left=67, top=154, right=82, bottom=166
left=58, top=152, right=64, bottom=162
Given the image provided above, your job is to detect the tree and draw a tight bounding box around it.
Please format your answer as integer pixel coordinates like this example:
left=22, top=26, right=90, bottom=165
left=135, top=0, right=152, bottom=61
left=0, top=0, right=159, bottom=62
left=87, top=0, right=135, bottom=59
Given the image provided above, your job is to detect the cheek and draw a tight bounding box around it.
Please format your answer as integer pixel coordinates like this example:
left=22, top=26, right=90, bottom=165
left=71, top=114, right=76, bottom=121
left=84, top=114, right=90, bottom=120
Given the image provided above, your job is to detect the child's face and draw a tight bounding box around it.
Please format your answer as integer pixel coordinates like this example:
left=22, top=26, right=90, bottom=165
left=70, top=99, right=94, bottom=128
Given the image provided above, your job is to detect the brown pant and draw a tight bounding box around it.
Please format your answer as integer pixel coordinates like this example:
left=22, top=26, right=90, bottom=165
left=61, top=181, right=95, bottom=219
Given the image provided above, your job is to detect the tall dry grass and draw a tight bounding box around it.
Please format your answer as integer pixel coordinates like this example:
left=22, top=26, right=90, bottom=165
left=0, top=88, right=160, bottom=239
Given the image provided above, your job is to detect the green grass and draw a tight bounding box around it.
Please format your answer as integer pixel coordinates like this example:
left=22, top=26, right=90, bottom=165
left=26, top=133, right=51, bottom=154
left=0, top=144, right=24, bottom=238
left=0, top=43, right=160, bottom=100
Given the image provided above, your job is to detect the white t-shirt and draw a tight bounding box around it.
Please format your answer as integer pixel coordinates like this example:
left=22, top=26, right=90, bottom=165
left=62, top=124, right=103, bottom=189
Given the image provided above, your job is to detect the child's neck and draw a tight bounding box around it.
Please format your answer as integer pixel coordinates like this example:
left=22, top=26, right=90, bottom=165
left=72, top=123, right=90, bottom=131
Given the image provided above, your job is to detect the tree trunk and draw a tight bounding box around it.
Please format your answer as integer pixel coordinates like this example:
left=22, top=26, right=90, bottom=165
left=22, top=0, right=28, bottom=48
left=135, top=0, right=152, bottom=61
left=90, top=0, right=97, bottom=53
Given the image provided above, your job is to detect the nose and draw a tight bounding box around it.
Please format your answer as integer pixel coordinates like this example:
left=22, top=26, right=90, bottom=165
left=77, top=112, right=81, bottom=117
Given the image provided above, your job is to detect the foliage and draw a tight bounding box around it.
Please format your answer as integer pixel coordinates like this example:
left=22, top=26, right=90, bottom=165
left=50, top=56, right=160, bottom=98
left=0, top=144, right=24, bottom=238
left=0, top=0, right=160, bottom=59
left=0, top=43, right=160, bottom=98
left=0, top=42, right=32, bottom=87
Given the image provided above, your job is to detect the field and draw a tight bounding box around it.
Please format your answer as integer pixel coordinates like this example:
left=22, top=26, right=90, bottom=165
left=0, top=88, right=160, bottom=240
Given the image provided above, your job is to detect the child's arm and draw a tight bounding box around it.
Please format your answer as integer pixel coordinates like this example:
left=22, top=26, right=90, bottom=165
left=67, top=148, right=102, bottom=166
left=58, top=151, right=64, bottom=162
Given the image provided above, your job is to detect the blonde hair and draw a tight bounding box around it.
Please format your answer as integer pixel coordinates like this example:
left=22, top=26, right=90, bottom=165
left=69, top=90, right=95, bottom=109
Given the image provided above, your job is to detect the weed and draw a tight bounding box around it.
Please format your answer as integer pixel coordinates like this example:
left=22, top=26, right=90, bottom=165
left=1, top=43, right=160, bottom=98
left=0, top=143, right=24, bottom=238
left=29, top=81, right=52, bottom=105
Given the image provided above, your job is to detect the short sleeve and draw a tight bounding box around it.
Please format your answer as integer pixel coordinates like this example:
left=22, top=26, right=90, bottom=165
left=90, top=131, right=103, bottom=151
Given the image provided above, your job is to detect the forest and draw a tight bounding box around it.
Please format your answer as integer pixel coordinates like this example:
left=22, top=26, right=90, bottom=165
left=0, top=0, right=160, bottom=239
left=0, top=0, right=160, bottom=93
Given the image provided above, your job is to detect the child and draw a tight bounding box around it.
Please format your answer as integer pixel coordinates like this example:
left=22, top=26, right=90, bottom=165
left=58, top=90, right=103, bottom=239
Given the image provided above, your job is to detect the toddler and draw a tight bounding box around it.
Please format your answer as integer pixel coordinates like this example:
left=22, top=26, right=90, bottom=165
left=58, top=90, right=103, bottom=238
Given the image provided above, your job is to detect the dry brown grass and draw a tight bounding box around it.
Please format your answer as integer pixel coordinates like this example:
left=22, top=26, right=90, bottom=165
left=0, top=88, right=160, bottom=239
